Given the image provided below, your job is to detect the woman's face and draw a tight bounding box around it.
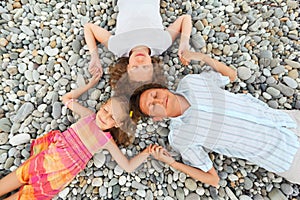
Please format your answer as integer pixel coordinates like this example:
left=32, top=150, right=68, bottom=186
left=127, top=47, right=153, bottom=82
left=96, top=99, right=127, bottom=130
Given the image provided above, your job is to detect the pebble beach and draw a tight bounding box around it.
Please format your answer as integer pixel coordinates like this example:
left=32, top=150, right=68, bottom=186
left=0, top=0, right=300, bottom=199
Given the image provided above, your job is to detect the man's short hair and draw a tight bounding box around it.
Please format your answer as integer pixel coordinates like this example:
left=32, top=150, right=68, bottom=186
left=129, top=83, right=167, bottom=122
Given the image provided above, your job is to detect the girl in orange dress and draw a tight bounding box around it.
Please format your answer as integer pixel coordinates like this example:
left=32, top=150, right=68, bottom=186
left=0, top=73, right=158, bottom=200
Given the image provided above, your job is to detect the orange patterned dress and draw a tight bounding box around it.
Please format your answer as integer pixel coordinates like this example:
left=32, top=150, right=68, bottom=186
left=15, top=114, right=112, bottom=200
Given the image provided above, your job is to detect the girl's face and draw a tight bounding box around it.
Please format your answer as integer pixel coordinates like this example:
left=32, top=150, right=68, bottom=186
left=96, top=99, right=127, bottom=130
left=127, top=47, right=153, bottom=82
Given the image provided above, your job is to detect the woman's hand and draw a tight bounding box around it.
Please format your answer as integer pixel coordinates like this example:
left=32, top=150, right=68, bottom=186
left=89, top=56, right=103, bottom=77
left=88, top=72, right=102, bottom=87
left=150, top=145, right=175, bottom=165
left=178, top=42, right=190, bottom=65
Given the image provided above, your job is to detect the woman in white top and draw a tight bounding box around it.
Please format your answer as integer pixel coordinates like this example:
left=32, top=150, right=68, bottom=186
left=84, top=0, right=192, bottom=83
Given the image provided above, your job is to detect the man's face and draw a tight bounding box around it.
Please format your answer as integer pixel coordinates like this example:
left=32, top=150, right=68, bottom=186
left=139, top=88, right=175, bottom=118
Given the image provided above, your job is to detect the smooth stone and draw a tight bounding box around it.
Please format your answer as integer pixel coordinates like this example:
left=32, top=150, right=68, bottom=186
left=93, top=152, right=106, bottom=168
left=191, top=33, right=206, bottom=49
left=274, top=83, right=294, bottom=97
left=151, top=160, right=163, bottom=172
left=288, top=69, right=299, bottom=79
left=9, top=133, right=31, bottom=146
left=132, top=181, right=148, bottom=190
left=13, top=102, right=34, bottom=123
left=228, top=174, right=239, bottom=181
left=268, top=188, right=288, bottom=200
left=0, top=133, right=9, bottom=145
left=119, top=176, right=127, bottom=186
left=285, top=59, right=300, bottom=69
left=4, top=157, right=14, bottom=169
left=225, top=187, right=238, bottom=200
left=92, top=177, right=103, bottom=187
left=156, top=127, right=169, bottom=137
left=0, top=118, right=11, bottom=132
left=185, top=178, right=197, bottom=191
left=44, top=46, right=59, bottom=57
left=280, top=183, right=293, bottom=195
left=282, top=76, right=298, bottom=89
left=58, top=187, right=70, bottom=198
left=20, top=25, right=34, bottom=36
left=137, top=190, right=146, bottom=198
left=266, top=87, right=280, bottom=98
left=244, top=177, right=253, bottom=190
left=68, top=54, right=80, bottom=66
left=271, top=66, right=285, bottom=74
left=52, top=102, right=61, bottom=119
left=237, top=66, right=251, bottom=80
left=240, top=195, right=252, bottom=200
left=185, top=193, right=200, bottom=200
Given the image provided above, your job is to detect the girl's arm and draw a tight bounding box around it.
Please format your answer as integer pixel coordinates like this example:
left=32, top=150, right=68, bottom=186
left=150, top=146, right=220, bottom=187
left=83, top=23, right=112, bottom=76
left=166, top=14, right=192, bottom=65
left=61, top=73, right=101, bottom=118
left=182, top=51, right=237, bottom=82
left=104, top=139, right=156, bottom=173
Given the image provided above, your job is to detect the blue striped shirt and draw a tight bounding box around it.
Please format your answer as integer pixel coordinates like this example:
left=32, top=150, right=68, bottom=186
left=168, top=71, right=299, bottom=173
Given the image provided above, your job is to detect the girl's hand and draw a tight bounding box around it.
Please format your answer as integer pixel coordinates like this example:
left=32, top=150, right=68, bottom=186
left=150, top=145, right=175, bottom=165
left=88, top=72, right=102, bottom=87
left=89, top=56, right=103, bottom=77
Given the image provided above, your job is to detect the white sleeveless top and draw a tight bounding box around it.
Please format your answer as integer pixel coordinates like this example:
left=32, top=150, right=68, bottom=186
left=108, top=0, right=172, bottom=57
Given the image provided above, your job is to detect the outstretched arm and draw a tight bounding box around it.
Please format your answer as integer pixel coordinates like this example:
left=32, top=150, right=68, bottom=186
left=166, top=14, right=192, bottom=65
left=62, top=73, right=101, bottom=118
left=150, top=146, right=220, bottom=187
left=105, top=139, right=158, bottom=173
left=84, top=23, right=112, bottom=76
left=181, top=50, right=237, bottom=82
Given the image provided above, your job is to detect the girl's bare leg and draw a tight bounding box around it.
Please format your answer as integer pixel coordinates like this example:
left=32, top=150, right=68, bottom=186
left=0, top=171, right=23, bottom=197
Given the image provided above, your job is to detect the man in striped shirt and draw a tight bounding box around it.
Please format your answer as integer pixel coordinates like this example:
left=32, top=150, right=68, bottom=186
left=130, top=51, right=300, bottom=186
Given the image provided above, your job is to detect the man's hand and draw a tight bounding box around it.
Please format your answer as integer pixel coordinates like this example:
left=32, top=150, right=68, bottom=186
left=150, top=145, right=175, bottom=165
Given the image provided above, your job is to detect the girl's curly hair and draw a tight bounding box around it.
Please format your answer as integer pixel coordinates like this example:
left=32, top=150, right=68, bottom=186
left=105, top=96, right=136, bottom=147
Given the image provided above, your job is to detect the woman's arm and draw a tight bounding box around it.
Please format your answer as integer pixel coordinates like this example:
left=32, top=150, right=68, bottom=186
left=166, top=14, right=192, bottom=65
left=150, top=146, right=220, bottom=187
left=84, top=23, right=112, bottom=76
left=182, top=51, right=237, bottom=82
left=84, top=23, right=111, bottom=52
left=104, top=139, right=157, bottom=173
left=62, top=73, right=101, bottom=118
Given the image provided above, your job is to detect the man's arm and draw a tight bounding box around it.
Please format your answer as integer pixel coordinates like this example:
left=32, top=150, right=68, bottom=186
left=150, top=146, right=220, bottom=187
left=182, top=51, right=237, bottom=82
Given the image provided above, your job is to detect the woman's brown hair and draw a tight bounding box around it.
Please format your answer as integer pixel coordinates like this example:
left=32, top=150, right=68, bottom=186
left=109, top=56, right=166, bottom=98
